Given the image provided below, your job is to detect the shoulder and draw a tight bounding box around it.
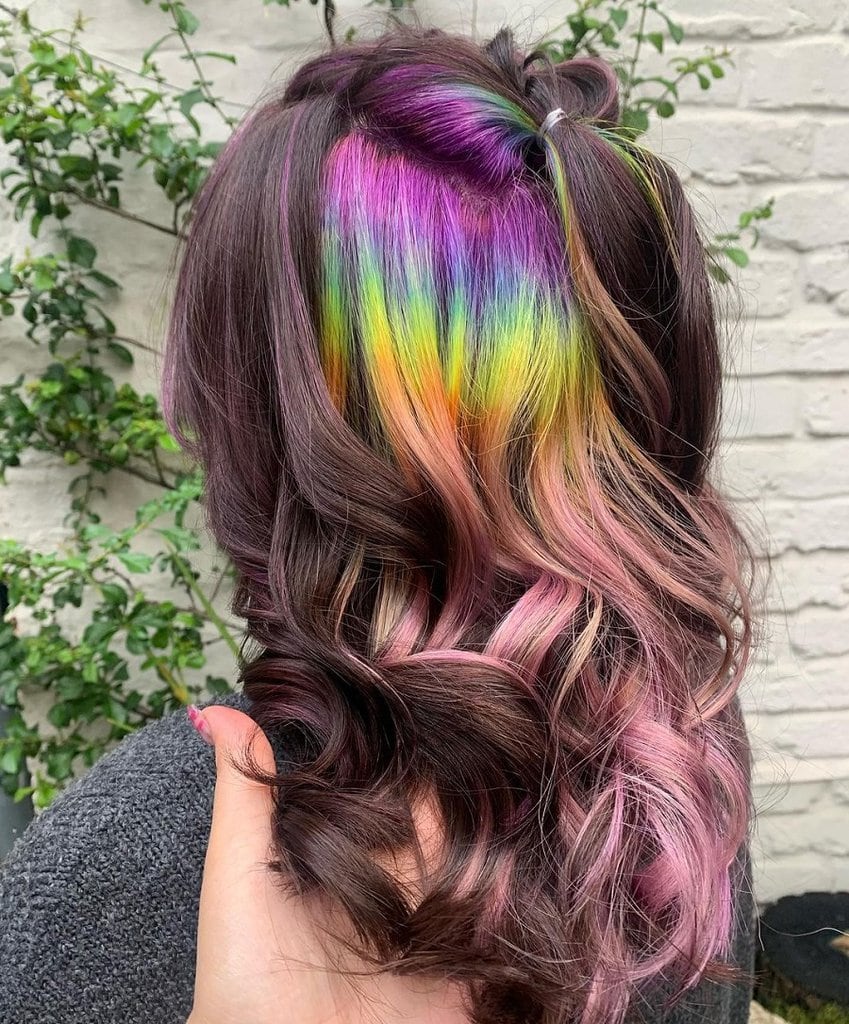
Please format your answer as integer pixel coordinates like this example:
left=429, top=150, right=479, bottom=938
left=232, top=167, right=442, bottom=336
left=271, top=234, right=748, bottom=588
left=0, top=691, right=257, bottom=1024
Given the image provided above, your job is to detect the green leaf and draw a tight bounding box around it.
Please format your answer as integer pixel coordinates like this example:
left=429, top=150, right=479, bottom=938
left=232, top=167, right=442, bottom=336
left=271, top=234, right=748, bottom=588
left=53, top=55, right=78, bottom=78
left=110, top=442, right=130, bottom=464
left=67, top=235, right=97, bottom=269
left=157, top=525, right=200, bottom=551
left=609, top=8, right=627, bottom=30
left=100, top=583, right=128, bottom=606
left=29, top=41, right=57, bottom=67
left=621, top=107, right=649, bottom=133
left=32, top=267, right=55, bottom=291
left=656, top=100, right=675, bottom=118
left=646, top=32, right=664, bottom=53
left=665, top=19, right=684, bottom=44
left=107, top=341, right=134, bottom=365
left=172, top=3, right=200, bottom=35
left=0, top=746, right=21, bottom=775
left=206, top=676, right=233, bottom=694
left=158, top=432, right=181, bottom=453
left=185, top=50, right=237, bottom=64
left=47, top=703, right=73, bottom=728
left=89, top=269, right=120, bottom=289
left=142, top=32, right=175, bottom=65
left=178, top=88, right=204, bottom=132
left=723, top=246, right=749, bottom=268
left=33, top=777, right=57, bottom=809
left=84, top=620, right=117, bottom=646
left=57, top=154, right=96, bottom=181
left=126, top=630, right=147, bottom=656
left=112, top=104, right=141, bottom=129
left=46, top=749, right=74, bottom=781
left=117, top=552, right=154, bottom=574
left=34, top=192, right=52, bottom=218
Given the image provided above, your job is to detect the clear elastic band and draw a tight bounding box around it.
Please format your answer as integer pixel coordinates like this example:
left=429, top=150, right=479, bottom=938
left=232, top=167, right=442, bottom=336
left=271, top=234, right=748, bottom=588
left=538, top=107, right=567, bottom=137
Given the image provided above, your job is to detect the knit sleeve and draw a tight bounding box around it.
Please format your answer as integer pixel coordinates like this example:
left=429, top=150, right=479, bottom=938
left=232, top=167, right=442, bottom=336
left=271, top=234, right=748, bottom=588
left=0, top=694, right=248, bottom=1024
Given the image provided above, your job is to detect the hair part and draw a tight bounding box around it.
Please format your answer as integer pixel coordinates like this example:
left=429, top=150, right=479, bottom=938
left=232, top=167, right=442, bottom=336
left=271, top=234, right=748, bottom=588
left=163, top=24, right=757, bottom=1024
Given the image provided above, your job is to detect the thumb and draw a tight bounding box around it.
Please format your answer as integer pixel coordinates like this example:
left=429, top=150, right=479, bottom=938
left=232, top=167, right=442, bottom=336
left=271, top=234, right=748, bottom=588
left=190, top=704, right=278, bottom=871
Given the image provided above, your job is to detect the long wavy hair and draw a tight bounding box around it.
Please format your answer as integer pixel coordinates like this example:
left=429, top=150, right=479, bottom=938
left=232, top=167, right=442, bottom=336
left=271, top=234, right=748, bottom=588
left=163, top=24, right=757, bottom=1024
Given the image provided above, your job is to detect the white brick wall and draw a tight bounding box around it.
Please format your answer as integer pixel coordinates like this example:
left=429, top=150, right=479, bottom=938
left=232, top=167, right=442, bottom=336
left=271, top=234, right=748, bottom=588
left=1, top=0, right=847, bottom=904
left=641, top=1, right=849, bottom=901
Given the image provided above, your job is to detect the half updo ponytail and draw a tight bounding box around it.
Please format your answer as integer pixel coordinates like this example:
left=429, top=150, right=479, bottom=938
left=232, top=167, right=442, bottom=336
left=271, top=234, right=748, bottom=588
left=163, top=24, right=756, bottom=1024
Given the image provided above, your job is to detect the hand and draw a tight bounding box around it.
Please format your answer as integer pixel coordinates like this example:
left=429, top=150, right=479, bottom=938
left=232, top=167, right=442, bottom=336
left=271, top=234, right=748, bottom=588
left=186, top=704, right=471, bottom=1024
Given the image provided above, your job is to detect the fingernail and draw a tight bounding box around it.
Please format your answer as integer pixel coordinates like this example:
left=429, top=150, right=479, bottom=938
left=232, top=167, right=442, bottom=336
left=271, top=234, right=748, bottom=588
left=187, top=704, right=214, bottom=745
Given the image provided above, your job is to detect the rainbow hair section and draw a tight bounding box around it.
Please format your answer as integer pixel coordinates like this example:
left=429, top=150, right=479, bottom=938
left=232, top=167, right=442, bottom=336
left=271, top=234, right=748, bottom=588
left=318, top=84, right=605, bottom=502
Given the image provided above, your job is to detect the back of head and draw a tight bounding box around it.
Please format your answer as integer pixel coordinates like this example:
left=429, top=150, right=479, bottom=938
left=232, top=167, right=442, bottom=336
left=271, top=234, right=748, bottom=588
left=163, top=24, right=755, bottom=1024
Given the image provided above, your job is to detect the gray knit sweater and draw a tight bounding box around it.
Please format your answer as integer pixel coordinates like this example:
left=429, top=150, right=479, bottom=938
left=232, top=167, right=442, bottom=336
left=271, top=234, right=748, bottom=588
left=0, top=691, right=756, bottom=1024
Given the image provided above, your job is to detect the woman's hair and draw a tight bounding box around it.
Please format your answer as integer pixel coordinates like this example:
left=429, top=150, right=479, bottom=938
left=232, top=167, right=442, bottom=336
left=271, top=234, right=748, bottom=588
left=163, top=24, right=756, bottom=1024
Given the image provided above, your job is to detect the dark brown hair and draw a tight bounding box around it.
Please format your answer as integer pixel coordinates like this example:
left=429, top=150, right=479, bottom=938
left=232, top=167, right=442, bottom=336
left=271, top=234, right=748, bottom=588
left=163, top=24, right=755, bottom=1024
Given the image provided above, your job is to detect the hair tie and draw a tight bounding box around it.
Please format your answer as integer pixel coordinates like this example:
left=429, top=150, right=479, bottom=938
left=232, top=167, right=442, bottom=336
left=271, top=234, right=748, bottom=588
left=538, top=107, right=567, bottom=138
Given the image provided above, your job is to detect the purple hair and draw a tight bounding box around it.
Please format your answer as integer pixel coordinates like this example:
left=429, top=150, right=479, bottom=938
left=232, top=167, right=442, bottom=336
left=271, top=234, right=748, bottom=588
left=163, top=25, right=756, bottom=1024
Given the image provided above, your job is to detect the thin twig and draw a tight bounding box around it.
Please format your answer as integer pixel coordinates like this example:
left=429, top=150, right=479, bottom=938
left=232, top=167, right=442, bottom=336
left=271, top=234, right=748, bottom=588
left=622, top=0, right=650, bottom=109
left=323, top=0, right=337, bottom=46
left=170, top=551, right=242, bottom=661
left=119, top=463, right=177, bottom=489
left=68, top=190, right=181, bottom=239
left=209, top=564, right=232, bottom=604
left=110, top=334, right=160, bottom=356
left=165, top=1, right=235, bottom=129
left=151, top=448, right=173, bottom=490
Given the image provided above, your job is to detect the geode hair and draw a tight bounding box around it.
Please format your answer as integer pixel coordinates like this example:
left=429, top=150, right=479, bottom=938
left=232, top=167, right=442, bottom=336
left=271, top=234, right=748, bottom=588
left=163, top=25, right=755, bottom=1024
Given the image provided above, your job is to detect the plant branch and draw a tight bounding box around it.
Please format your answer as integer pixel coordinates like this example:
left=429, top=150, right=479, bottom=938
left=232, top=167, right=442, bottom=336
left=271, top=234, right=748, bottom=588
left=110, top=334, right=160, bottom=356
left=170, top=551, right=242, bottom=661
left=323, top=0, right=337, bottom=46
left=165, top=2, right=235, bottom=129
left=622, top=0, right=650, bottom=109
left=68, top=189, right=182, bottom=239
left=38, top=437, right=178, bottom=489
left=649, top=50, right=732, bottom=109
left=208, top=563, right=231, bottom=603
